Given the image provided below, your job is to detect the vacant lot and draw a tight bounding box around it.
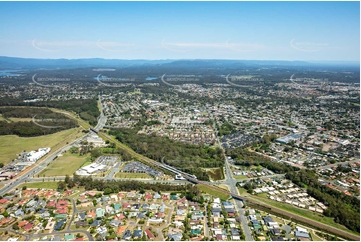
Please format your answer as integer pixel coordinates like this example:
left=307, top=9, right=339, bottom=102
left=206, top=168, right=224, bottom=181
left=197, top=184, right=230, bottom=200
left=115, top=172, right=152, bottom=179
left=19, top=182, right=59, bottom=190
left=39, top=153, right=90, bottom=177
left=0, top=128, right=80, bottom=165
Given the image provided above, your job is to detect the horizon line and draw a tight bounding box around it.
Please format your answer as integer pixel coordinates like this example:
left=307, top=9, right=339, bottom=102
left=0, top=56, right=360, bottom=63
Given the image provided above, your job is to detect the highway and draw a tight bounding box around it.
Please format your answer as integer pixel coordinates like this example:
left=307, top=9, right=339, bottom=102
left=0, top=134, right=90, bottom=196
left=212, top=118, right=253, bottom=241
left=1, top=96, right=358, bottom=241
left=315, top=157, right=360, bottom=170
left=0, top=95, right=107, bottom=197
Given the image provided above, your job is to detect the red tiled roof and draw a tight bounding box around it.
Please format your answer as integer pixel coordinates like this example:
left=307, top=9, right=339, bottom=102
left=18, top=221, right=29, bottom=228
left=116, top=213, right=126, bottom=220
left=145, top=229, right=154, bottom=239
left=0, top=199, right=8, bottom=204
left=47, top=201, right=56, bottom=207
left=57, top=208, right=68, bottom=214
left=117, top=225, right=127, bottom=235
left=24, top=222, right=34, bottom=230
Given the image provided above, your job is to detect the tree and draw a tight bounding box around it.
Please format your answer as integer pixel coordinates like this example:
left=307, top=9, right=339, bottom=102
left=12, top=223, right=19, bottom=230
left=22, top=186, right=27, bottom=190
left=57, top=181, right=66, bottom=191
left=103, top=188, right=113, bottom=195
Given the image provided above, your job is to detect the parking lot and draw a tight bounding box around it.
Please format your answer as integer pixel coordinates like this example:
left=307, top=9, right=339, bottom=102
left=222, top=132, right=260, bottom=149
left=122, top=161, right=163, bottom=177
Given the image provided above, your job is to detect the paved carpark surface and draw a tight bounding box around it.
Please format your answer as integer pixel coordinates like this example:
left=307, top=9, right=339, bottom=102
left=222, top=132, right=260, bottom=149
left=96, top=156, right=119, bottom=166
left=122, top=161, right=163, bottom=177
left=282, top=224, right=292, bottom=239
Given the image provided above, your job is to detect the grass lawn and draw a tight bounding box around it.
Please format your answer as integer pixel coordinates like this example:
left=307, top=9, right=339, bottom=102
left=39, top=153, right=90, bottom=177
left=0, top=128, right=81, bottom=165
left=233, top=175, right=249, bottom=180
left=80, top=160, right=92, bottom=168
left=196, top=184, right=230, bottom=200
left=19, top=182, right=59, bottom=189
left=217, top=184, right=229, bottom=191
left=206, top=168, right=224, bottom=181
left=310, top=230, right=322, bottom=241
left=246, top=193, right=357, bottom=235
left=238, top=187, right=248, bottom=196
left=115, top=172, right=152, bottom=179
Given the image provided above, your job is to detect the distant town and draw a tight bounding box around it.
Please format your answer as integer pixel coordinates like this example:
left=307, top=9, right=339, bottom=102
left=0, top=59, right=359, bottom=241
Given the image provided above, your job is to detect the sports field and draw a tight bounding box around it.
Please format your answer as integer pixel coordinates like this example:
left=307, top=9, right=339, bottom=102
left=0, top=128, right=81, bottom=165
left=39, top=153, right=90, bottom=177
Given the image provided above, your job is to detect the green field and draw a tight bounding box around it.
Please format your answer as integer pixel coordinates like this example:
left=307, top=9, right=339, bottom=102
left=0, top=128, right=81, bottom=165
left=206, top=168, right=224, bottom=181
left=233, top=175, right=249, bottom=180
left=19, top=182, right=59, bottom=190
left=115, top=172, right=152, bottom=179
left=197, top=184, right=230, bottom=200
left=39, top=153, right=90, bottom=177
left=310, top=231, right=322, bottom=241
left=246, top=192, right=357, bottom=235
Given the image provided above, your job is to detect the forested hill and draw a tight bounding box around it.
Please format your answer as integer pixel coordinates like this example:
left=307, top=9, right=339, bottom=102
left=0, top=107, right=77, bottom=137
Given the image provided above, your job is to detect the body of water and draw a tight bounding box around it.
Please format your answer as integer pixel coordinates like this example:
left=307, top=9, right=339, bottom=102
left=146, top=76, right=158, bottom=81
left=0, top=70, right=23, bottom=76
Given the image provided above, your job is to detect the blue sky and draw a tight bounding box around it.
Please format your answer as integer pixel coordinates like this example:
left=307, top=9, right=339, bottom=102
left=0, top=1, right=359, bottom=61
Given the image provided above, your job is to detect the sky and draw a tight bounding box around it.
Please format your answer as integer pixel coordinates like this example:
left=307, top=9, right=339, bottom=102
left=0, top=1, right=359, bottom=61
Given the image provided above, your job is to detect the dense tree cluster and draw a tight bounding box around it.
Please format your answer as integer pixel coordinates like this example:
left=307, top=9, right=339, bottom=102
left=109, top=128, right=224, bottom=181
left=59, top=174, right=192, bottom=194
left=217, top=121, right=237, bottom=136
left=0, top=107, right=77, bottom=136
left=227, top=148, right=300, bottom=174
left=0, top=98, right=99, bottom=125
left=34, top=99, right=100, bottom=125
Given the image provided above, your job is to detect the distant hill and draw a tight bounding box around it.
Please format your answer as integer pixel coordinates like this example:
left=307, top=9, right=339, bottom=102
left=0, top=56, right=173, bottom=69
left=0, top=56, right=358, bottom=70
